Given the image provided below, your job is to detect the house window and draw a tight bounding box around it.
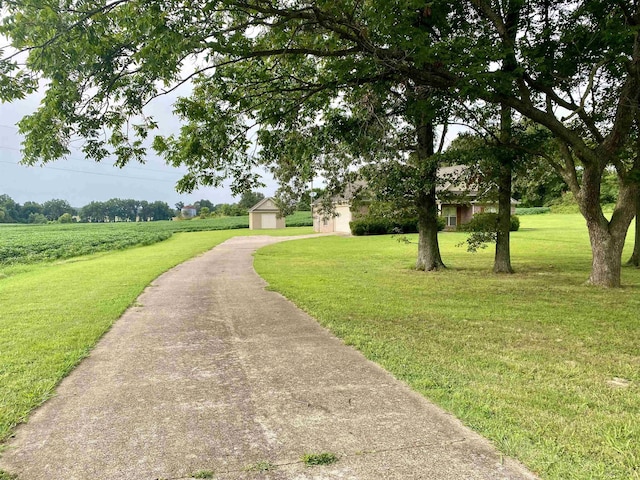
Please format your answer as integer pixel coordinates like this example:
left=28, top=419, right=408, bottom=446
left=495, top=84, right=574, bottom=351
left=442, top=206, right=457, bottom=227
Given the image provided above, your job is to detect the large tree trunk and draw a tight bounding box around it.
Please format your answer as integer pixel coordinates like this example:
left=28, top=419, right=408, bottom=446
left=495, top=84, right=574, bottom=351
left=416, top=185, right=445, bottom=271
left=494, top=104, right=514, bottom=274
left=626, top=194, right=640, bottom=267
left=414, top=118, right=445, bottom=271
left=579, top=167, right=638, bottom=287
left=587, top=220, right=626, bottom=287
left=494, top=163, right=514, bottom=273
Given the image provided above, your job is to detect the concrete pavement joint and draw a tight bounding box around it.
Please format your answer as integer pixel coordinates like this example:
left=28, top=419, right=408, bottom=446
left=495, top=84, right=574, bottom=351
left=164, top=438, right=472, bottom=480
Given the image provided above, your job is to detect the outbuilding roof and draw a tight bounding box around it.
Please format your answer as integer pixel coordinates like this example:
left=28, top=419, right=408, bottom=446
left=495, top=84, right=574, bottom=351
left=249, top=197, right=279, bottom=212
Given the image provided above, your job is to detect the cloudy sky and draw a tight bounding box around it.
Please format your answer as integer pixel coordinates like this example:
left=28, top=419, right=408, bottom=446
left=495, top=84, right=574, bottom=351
left=0, top=85, right=279, bottom=209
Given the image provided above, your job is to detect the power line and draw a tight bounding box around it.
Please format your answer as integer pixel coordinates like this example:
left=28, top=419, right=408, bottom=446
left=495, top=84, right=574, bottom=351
left=0, top=124, right=189, bottom=176
left=0, top=143, right=189, bottom=176
left=0, top=160, right=179, bottom=183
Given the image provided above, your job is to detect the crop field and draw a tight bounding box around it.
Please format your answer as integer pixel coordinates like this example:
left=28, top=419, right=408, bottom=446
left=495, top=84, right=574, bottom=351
left=0, top=212, right=312, bottom=266
left=0, top=223, right=172, bottom=265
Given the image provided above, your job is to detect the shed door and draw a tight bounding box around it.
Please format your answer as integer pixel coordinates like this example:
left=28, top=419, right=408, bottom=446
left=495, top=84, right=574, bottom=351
left=334, top=206, right=352, bottom=233
left=262, top=213, right=277, bottom=229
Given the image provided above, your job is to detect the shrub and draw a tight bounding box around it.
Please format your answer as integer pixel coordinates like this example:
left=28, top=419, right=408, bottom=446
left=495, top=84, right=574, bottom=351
left=457, top=213, right=519, bottom=253
left=547, top=191, right=580, bottom=214
left=350, top=217, right=444, bottom=236
left=58, top=213, right=73, bottom=224
left=459, top=213, right=519, bottom=233
left=28, top=213, right=48, bottom=224
left=199, top=206, right=210, bottom=219
left=511, top=215, right=520, bottom=231
left=350, top=218, right=391, bottom=236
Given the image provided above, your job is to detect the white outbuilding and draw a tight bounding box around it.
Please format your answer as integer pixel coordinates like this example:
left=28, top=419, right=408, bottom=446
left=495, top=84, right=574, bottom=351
left=249, top=197, right=286, bottom=230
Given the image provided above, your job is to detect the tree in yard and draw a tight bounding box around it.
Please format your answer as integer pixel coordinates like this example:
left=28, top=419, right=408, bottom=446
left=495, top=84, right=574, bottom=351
left=446, top=129, right=514, bottom=270
left=484, top=0, right=522, bottom=275
left=461, top=0, right=640, bottom=286
left=353, top=87, right=450, bottom=271
left=445, top=121, right=557, bottom=270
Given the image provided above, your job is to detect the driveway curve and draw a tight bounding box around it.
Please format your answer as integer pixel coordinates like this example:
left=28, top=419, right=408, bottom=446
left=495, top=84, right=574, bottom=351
left=1, top=235, right=537, bottom=479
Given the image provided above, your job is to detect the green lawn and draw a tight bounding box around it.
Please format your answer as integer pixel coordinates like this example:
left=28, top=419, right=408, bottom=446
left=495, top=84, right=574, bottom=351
left=0, top=227, right=312, bottom=444
left=254, top=214, right=640, bottom=480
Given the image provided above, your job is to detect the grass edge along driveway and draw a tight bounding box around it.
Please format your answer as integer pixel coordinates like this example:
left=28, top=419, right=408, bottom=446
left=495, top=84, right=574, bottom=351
left=254, top=214, right=639, bottom=480
left=0, top=227, right=312, bottom=446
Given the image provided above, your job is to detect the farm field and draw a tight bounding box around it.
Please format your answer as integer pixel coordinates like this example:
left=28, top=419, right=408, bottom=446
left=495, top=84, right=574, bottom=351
left=254, top=213, right=640, bottom=480
left=0, top=211, right=312, bottom=266
left=0, top=226, right=313, bottom=446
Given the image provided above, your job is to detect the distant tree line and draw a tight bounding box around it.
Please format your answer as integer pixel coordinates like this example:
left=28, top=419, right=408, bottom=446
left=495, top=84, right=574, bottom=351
left=0, top=195, right=75, bottom=223
left=0, top=190, right=314, bottom=224
left=0, top=194, right=174, bottom=223
left=80, top=199, right=174, bottom=222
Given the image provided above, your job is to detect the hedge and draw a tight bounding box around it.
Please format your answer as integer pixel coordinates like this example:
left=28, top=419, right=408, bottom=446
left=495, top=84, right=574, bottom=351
left=515, top=207, right=551, bottom=215
left=350, top=217, right=446, bottom=236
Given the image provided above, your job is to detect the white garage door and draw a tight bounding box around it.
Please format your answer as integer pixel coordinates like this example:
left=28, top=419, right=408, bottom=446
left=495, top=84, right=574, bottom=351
left=262, top=213, right=277, bottom=229
left=334, top=206, right=352, bottom=233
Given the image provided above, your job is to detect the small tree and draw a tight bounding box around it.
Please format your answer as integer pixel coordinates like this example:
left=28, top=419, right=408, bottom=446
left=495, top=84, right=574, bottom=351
left=29, top=212, right=48, bottom=224
left=58, top=212, right=73, bottom=223
left=237, top=191, right=265, bottom=210
left=43, top=199, right=74, bottom=221
left=199, top=207, right=210, bottom=219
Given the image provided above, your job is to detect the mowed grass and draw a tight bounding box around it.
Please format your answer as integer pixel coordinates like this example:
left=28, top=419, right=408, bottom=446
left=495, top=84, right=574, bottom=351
left=0, top=227, right=312, bottom=444
left=254, top=214, right=640, bottom=480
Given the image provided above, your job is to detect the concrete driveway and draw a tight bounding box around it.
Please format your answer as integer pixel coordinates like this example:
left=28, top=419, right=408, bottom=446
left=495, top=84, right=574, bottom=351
left=0, top=235, right=537, bottom=479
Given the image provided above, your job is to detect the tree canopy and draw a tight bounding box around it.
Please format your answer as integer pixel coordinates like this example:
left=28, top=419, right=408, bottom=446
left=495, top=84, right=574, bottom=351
left=1, top=0, right=638, bottom=285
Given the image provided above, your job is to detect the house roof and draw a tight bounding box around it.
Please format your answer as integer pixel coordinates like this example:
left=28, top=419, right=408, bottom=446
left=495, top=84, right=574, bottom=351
left=249, top=197, right=279, bottom=212
left=314, top=166, right=518, bottom=206
left=437, top=165, right=477, bottom=194
left=312, top=180, right=368, bottom=206
left=437, top=165, right=519, bottom=204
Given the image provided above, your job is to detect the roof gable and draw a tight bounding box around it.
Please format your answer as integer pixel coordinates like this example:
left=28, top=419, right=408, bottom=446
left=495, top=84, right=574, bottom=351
left=249, top=197, right=278, bottom=212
